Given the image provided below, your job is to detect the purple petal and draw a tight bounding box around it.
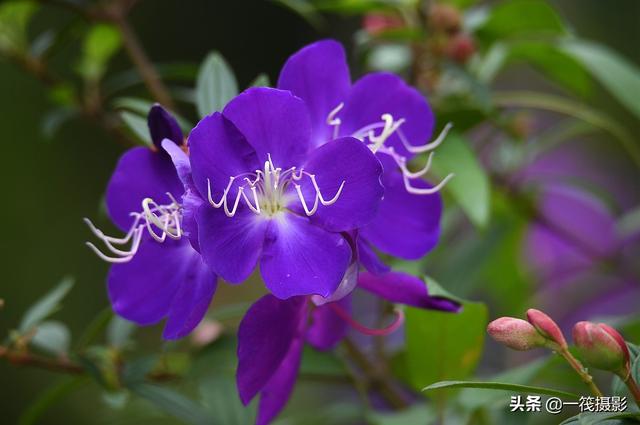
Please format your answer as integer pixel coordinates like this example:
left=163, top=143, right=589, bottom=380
left=306, top=296, right=350, bottom=350
left=359, top=155, right=442, bottom=259
left=260, top=214, right=352, bottom=299
left=277, top=40, right=351, bottom=147
left=108, top=236, right=202, bottom=325
left=105, top=146, right=183, bottom=231
left=188, top=112, right=259, bottom=201
left=148, top=104, right=183, bottom=148
left=237, top=295, right=306, bottom=405
left=339, top=72, right=434, bottom=159
left=357, top=239, right=391, bottom=275
left=297, top=137, right=384, bottom=232
left=223, top=87, right=311, bottom=168
left=162, top=254, right=217, bottom=340
left=358, top=271, right=461, bottom=312
left=197, top=206, right=268, bottom=284
left=256, top=337, right=304, bottom=425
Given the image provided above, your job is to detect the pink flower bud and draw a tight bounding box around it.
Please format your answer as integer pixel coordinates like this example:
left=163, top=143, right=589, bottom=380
left=487, top=317, right=546, bottom=351
left=573, top=321, right=630, bottom=374
left=526, top=309, right=568, bottom=349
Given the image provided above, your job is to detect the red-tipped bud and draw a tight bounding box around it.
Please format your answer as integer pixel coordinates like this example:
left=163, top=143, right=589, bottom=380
left=445, top=33, right=476, bottom=64
left=526, top=309, right=568, bottom=349
left=573, top=322, right=630, bottom=374
left=487, top=317, right=546, bottom=351
left=362, top=13, right=405, bottom=36
left=428, top=4, right=462, bottom=35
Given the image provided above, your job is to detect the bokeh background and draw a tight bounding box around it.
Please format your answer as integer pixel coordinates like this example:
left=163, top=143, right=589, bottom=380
left=1, top=0, right=639, bottom=423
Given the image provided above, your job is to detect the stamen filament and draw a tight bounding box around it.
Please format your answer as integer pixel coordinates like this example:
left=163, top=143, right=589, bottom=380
left=328, top=303, right=405, bottom=336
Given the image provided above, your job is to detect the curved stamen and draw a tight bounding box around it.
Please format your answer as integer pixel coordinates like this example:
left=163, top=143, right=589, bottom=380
left=328, top=303, right=405, bottom=336
left=327, top=102, right=344, bottom=139
left=399, top=151, right=434, bottom=179
left=397, top=122, right=453, bottom=154
left=403, top=172, right=455, bottom=195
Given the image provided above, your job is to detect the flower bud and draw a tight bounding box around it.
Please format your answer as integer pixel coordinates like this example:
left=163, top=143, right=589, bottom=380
left=526, top=309, right=568, bottom=349
left=573, top=321, right=630, bottom=374
left=487, top=317, right=546, bottom=351
left=428, top=4, right=462, bottom=35
left=445, top=33, right=476, bottom=64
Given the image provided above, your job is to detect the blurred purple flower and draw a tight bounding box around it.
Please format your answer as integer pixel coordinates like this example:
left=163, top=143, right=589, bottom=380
left=277, top=40, right=451, bottom=271
left=237, top=271, right=460, bottom=425
left=85, top=105, right=217, bottom=340
left=189, top=87, right=384, bottom=299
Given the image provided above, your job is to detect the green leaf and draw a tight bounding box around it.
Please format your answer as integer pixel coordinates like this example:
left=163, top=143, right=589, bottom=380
left=129, top=383, right=214, bottom=425
left=560, top=412, right=640, bottom=425
left=0, top=0, right=38, bottom=54
left=272, top=0, right=324, bottom=29
left=405, top=299, right=487, bottom=394
left=18, top=377, right=87, bottom=425
left=200, top=377, right=256, bottom=425
left=195, top=51, right=238, bottom=117
left=423, top=381, right=579, bottom=399
left=19, top=277, right=74, bottom=332
left=113, top=96, right=193, bottom=134
left=106, top=316, right=136, bottom=349
left=250, top=72, right=271, bottom=87
left=430, top=132, right=491, bottom=228
left=119, top=110, right=151, bottom=145
left=367, top=404, right=436, bottom=425
left=31, top=321, right=71, bottom=355
left=477, top=0, right=566, bottom=43
left=77, top=24, right=121, bottom=81
left=561, top=40, right=640, bottom=120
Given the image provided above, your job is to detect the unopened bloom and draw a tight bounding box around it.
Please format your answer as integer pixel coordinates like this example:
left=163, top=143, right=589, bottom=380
left=487, top=317, right=546, bottom=351
left=277, top=40, right=452, bottom=272
left=189, top=87, right=384, bottom=299
left=526, top=308, right=567, bottom=349
left=237, top=271, right=460, bottom=425
left=85, top=105, right=217, bottom=339
left=573, top=321, right=630, bottom=374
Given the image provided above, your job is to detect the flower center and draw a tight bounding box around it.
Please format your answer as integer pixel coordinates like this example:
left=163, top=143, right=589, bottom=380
left=84, top=193, right=182, bottom=263
left=206, top=154, right=345, bottom=218
left=327, top=103, right=454, bottom=195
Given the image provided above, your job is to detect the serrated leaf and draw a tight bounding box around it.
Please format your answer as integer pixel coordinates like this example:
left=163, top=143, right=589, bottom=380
left=431, top=132, right=491, bottom=228
left=423, top=381, right=578, bottom=399
left=19, top=277, right=74, bottom=332
left=77, top=24, right=121, bottom=81
left=129, top=383, right=213, bottom=425
left=31, top=321, right=70, bottom=355
left=561, top=40, right=640, bottom=121
left=195, top=51, right=238, bottom=117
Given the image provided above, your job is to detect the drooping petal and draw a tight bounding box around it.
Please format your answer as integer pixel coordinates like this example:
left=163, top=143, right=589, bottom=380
left=256, top=337, right=304, bottom=425
left=108, top=236, right=201, bottom=325
left=306, top=296, right=351, bottom=350
left=359, top=155, right=442, bottom=259
left=106, top=146, right=183, bottom=231
left=357, top=239, right=391, bottom=275
left=339, top=72, right=435, bottom=159
left=296, top=137, right=384, bottom=232
left=277, top=40, right=351, bottom=147
left=358, top=271, right=461, bottom=312
left=148, top=104, right=183, bottom=148
left=162, top=254, right=217, bottom=340
left=197, top=206, right=268, bottom=284
left=188, top=112, right=259, bottom=201
left=260, top=214, right=351, bottom=299
left=237, top=295, right=306, bottom=405
left=223, top=87, right=311, bottom=168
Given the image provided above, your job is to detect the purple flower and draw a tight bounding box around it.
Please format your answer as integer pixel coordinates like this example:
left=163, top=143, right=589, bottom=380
left=85, top=105, right=217, bottom=339
left=277, top=40, right=453, bottom=269
left=237, top=271, right=460, bottom=425
left=188, top=87, right=384, bottom=299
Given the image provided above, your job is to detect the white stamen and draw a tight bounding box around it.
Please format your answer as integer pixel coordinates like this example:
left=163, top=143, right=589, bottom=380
left=327, top=102, right=344, bottom=139
left=84, top=193, right=182, bottom=264
left=206, top=155, right=345, bottom=218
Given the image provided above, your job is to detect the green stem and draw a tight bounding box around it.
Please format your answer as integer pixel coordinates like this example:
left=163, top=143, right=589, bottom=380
left=623, top=375, right=640, bottom=407
left=558, top=348, right=603, bottom=397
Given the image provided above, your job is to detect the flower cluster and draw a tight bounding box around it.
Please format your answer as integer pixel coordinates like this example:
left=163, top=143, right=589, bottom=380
left=85, top=40, right=459, bottom=423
